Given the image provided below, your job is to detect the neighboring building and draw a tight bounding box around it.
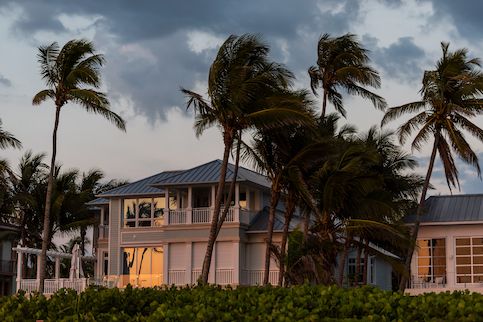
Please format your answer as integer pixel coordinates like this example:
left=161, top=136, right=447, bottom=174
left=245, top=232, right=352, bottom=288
left=406, top=194, right=483, bottom=295
left=0, top=223, right=19, bottom=296
left=91, top=160, right=290, bottom=287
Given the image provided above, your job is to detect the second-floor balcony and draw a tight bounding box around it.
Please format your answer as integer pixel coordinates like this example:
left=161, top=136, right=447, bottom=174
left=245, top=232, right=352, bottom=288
left=167, top=207, right=256, bottom=226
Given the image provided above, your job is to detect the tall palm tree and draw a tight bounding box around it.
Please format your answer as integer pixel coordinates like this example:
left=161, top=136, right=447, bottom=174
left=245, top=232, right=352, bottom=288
left=382, top=42, right=483, bottom=291
left=182, top=34, right=311, bottom=284
left=32, top=39, right=126, bottom=292
left=308, top=33, right=387, bottom=118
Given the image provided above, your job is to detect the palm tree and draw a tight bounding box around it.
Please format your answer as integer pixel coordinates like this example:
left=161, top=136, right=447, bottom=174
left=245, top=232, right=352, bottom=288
left=182, top=34, right=311, bottom=284
left=308, top=33, right=386, bottom=118
left=32, top=39, right=126, bottom=292
left=0, top=119, right=21, bottom=150
left=382, top=42, right=483, bottom=291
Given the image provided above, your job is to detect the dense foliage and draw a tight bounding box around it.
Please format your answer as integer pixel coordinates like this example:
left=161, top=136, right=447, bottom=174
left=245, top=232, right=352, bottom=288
left=1, top=285, right=483, bottom=321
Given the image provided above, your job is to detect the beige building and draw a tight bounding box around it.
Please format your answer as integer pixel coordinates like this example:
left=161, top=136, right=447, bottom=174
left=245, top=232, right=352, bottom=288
left=406, top=194, right=483, bottom=295
left=91, top=160, right=296, bottom=287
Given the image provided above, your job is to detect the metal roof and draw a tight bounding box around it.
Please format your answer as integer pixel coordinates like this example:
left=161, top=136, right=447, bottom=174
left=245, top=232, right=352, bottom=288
left=85, top=197, right=109, bottom=206
left=248, top=207, right=301, bottom=232
left=153, top=159, right=271, bottom=188
left=405, top=194, right=483, bottom=223
left=96, top=171, right=181, bottom=197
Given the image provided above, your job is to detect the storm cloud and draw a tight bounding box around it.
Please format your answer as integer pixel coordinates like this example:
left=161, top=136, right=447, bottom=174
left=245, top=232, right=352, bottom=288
left=0, top=74, right=11, bottom=87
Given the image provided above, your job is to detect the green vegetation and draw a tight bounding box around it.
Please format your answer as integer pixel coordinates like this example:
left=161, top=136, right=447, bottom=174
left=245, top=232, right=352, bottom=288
left=2, top=285, right=483, bottom=321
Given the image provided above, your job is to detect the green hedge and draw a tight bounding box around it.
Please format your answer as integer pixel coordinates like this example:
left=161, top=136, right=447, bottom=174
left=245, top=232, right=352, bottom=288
left=1, top=285, right=483, bottom=321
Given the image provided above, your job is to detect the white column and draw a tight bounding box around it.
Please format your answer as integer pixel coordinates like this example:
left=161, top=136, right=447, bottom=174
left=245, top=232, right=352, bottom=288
left=176, top=191, right=181, bottom=208
left=211, top=185, right=216, bottom=222
left=16, top=250, right=22, bottom=292
left=187, top=187, right=193, bottom=224
left=100, top=207, right=105, bottom=226
left=36, top=254, right=42, bottom=280
left=163, top=243, right=169, bottom=285
left=186, top=242, right=193, bottom=284
left=233, top=242, right=240, bottom=285
left=55, top=257, right=61, bottom=280
left=234, top=183, right=240, bottom=222
left=164, top=188, right=170, bottom=224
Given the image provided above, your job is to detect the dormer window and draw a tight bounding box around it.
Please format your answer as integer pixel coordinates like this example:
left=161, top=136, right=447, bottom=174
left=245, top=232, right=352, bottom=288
left=123, top=197, right=165, bottom=227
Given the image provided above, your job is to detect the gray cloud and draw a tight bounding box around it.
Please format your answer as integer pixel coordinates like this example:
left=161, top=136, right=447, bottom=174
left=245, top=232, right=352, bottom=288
left=430, top=1, right=483, bottom=41
left=363, top=35, right=427, bottom=83
left=0, top=74, right=11, bottom=87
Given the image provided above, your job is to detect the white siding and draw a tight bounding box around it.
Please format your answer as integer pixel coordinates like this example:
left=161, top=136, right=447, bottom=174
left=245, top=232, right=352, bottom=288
left=216, top=241, right=233, bottom=269
left=192, top=242, right=207, bottom=269
left=168, top=243, right=186, bottom=270
left=108, top=199, right=121, bottom=275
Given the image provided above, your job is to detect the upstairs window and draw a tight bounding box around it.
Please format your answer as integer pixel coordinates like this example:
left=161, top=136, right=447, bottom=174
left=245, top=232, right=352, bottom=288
left=123, top=197, right=165, bottom=228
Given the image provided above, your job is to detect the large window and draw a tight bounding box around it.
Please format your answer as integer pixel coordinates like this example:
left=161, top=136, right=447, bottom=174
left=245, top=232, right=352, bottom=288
left=455, top=237, right=483, bottom=283
left=417, top=239, right=446, bottom=282
left=123, top=198, right=165, bottom=227
left=122, top=247, right=164, bottom=287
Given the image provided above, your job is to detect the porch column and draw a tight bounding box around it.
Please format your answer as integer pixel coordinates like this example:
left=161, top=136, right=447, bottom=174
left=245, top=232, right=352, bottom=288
left=233, top=242, right=240, bottom=285
left=187, top=187, right=192, bottom=224
left=163, top=244, right=169, bottom=285
left=164, top=188, right=170, bottom=224
left=234, top=183, right=240, bottom=222
left=36, top=254, right=42, bottom=280
left=208, top=243, right=216, bottom=284
left=16, top=250, right=22, bottom=291
left=186, top=243, right=192, bottom=284
left=100, top=207, right=105, bottom=226
left=211, top=185, right=216, bottom=222
left=55, top=256, right=61, bottom=280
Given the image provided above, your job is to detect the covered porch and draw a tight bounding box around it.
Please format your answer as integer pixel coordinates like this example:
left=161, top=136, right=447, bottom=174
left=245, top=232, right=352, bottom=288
left=13, top=246, right=95, bottom=294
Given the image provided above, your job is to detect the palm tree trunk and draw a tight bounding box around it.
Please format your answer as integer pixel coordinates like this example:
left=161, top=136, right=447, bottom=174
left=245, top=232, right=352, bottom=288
left=278, top=192, right=295, bottom=286
left=321, top=88, right=328, bottom=119
left=263, top=178, right=281, bottom=285
left=38, top=105, right=61, bottom=293
left=80, top=226, right=87, bottom=256
left=399, top=134, right=439, bottom=291
left=303, top=209, right=310, bottom=241
left=354, top=243, right=362, bottom=287
left=362, top=239, right=369, bottom=285
left=337, top=231, right=352, bottom=286
left=200, top=130, right=233, bottom=284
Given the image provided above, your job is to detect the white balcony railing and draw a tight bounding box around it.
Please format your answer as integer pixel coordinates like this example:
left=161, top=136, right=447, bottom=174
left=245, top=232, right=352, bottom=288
left=168, top=270, right=186, bottom=285
left=241, top=269, right=279, bottom=285
left=166, top=207, right=254, bottom=225
left=215, top=269, right=234, bottom=285
left=19, top=278, right=89, bottom=294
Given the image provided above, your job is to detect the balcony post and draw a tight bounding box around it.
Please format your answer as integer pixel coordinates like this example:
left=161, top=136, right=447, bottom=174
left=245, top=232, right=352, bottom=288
left=234, top=183, right=240, bottom=222
left=186, top=242, right=192, bottom=284
left=16, top=249, right=22, bottom=292
left=187, top=187, right=192, bottom=224
left=233, top=242, right=240, bottom=285
left=100, top=207, right=105, bottom=226
left=164, top=188, right=170, bottom=224
left=210, top=185, right=216, bottom=222
left=163, top=243, right=169, bottom=285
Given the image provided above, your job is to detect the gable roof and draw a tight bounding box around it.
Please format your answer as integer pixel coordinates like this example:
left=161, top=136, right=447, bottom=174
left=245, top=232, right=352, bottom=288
left=152, top=160, right=271, bottom=188
left=85, top=197, right=109, bottom=206
left=96, top=171, right=181, bottom=198
left=405, top=194, right=483, bottom=223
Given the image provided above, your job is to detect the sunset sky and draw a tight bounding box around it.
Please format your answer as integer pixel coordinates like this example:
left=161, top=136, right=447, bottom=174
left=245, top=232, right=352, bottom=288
left=0, top=0, right=482, bottom=197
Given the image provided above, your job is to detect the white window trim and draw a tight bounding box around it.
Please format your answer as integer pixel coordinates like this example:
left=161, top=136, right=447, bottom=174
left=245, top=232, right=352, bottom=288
left=122, top=197, right=165, bottom=228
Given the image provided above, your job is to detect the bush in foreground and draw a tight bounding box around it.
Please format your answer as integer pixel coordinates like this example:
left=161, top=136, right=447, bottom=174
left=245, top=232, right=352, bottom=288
left=0, top=285, right=482, bottom=321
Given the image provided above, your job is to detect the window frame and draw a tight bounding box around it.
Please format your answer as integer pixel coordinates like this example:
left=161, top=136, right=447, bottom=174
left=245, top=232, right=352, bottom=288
left=455, top=236, right=483, bottom=284
left=122, top=197, right=165, bottom=228
left=416, top=238, right=446, bottom=282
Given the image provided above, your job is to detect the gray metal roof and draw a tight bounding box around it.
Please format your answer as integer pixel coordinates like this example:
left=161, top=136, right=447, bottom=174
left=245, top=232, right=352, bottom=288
left=96, top=171, right=181, bottom=197
left=248, top=207, right=301, bottom=232
left=85, top=197, right=109, bottom=206
left=406, top=194, right=483, bottom=223
left=153, top=159, right=271, bottom=188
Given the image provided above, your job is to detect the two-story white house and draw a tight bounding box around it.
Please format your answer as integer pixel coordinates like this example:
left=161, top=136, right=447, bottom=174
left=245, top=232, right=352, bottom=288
left=91, top=160, right=291, bottom=287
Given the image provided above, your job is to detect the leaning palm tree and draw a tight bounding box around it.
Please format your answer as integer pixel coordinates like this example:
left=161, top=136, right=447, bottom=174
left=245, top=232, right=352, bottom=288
left=382, top=42, right=483, bottom=291
left=182, top=34, right=311, bottom=284
left=308, top=33, right=386, bottom=118
left=32, top=39, right=126, bottom=292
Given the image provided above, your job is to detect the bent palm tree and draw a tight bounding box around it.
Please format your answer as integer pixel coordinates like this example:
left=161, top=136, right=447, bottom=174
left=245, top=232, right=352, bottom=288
left=33, top=39, right=126, bottom=292
left=382, top=42, right=483, bottom=291
left=182, top=34, right=311, bottom=284
left=308, top=33, right=386, bottom=118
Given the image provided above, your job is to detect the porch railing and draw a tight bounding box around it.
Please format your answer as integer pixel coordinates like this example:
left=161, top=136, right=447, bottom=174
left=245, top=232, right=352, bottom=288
left=241, top=269, right=279, bottom=285
left=167, top=207, right=255, bottom=225
left=19, top=278, right=89, bottom=294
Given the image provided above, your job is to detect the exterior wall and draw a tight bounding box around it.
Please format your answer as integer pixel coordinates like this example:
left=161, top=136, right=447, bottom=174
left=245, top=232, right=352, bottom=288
left=411, top=223, right=483, bottom=289
left=374, top=257, right=392, bottom=291
left=108, top=198, right=122, bottom=276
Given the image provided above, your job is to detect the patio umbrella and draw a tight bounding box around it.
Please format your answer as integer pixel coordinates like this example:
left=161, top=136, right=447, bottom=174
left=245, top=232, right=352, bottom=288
left=69, top=243, right=84, bottom=280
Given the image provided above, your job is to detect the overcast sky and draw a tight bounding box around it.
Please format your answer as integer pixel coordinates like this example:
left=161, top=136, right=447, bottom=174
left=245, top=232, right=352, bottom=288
left=0, top=0, right=482, bottom=197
